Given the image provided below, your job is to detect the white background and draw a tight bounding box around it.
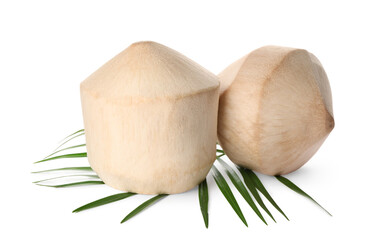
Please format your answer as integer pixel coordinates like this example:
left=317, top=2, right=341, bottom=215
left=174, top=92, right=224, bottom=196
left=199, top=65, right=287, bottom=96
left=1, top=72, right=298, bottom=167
left=1, top=0, right=370, bottom=239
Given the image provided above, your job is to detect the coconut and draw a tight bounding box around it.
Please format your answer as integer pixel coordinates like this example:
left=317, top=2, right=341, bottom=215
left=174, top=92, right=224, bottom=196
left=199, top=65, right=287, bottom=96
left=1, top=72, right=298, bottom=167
left=80, top=41, right=219, bottom=194
left=217, top=46, right=334, bottom=175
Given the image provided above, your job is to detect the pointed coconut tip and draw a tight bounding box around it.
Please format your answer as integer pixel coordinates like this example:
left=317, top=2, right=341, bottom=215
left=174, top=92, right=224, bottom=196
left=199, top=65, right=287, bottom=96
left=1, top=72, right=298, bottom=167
left=129, top=40, right=157, bottom=47
left=217, top=45, right=334, bottom=176
left=218, top=45, right=300, bottom=96
left=81, top=41, right=219, bottom=101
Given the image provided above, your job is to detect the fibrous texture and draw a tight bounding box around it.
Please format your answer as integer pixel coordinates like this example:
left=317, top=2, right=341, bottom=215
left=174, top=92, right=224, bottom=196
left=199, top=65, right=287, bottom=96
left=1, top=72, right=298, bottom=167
left=81, top=41, right=219, bottom=194
left=218, top=46, right=334, bottom=175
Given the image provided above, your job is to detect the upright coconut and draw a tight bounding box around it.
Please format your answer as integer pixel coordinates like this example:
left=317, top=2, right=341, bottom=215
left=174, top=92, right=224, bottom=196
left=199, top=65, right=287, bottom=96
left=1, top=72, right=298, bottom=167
left=80, top=41, right=219, bottom=194
left=218, top=46, right=334, bottom=175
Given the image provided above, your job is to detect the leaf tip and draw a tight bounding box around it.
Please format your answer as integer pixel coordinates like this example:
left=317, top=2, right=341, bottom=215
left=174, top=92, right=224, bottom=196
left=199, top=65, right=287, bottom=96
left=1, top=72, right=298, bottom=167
left=203, top=219, right=209, bottom=228
left=72, top=208, right=80, bottom=213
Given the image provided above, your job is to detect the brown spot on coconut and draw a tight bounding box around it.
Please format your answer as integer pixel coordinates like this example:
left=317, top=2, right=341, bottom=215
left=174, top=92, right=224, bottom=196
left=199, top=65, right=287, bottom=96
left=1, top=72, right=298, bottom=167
left=217, top=46, right=334, bottom=175
left=80, top=41, right=219, bottom=194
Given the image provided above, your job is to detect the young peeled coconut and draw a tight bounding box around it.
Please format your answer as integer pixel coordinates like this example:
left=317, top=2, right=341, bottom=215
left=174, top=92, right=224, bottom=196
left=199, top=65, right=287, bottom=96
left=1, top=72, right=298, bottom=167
left=80, top=41, right=219, bottom=194
left=217, top=46, right=334, bottom=175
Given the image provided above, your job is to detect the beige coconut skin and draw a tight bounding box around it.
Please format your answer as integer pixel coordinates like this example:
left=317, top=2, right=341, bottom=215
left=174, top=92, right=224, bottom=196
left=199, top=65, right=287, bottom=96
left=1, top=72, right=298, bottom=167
left=80, top=41, right=219, bottom=194
left=218, top=46, right=334, bottom=175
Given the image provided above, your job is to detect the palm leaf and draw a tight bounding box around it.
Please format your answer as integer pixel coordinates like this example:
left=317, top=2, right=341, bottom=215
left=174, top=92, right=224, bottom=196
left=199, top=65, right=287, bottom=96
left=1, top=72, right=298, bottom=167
left=244, top=169, right=289, bottom=220
left=198, top=179, right=209, bottom=228
left=59, top=129, right=84, bottom=143
left=275, top=175, right=332, bottom=216
left=34, top=152, right=87, bottom=164
left=216, top=149, right=224, bottom=154
left=33, top=174, right=99, bottom=184
left=237, top=167, right=276, bottom=222
left=73, top=192, right=136, bottom=213
left=54, top=132, right=85, bottom=152
left=212, top=165, right=248, bottom=227
left=121, top=194, right=168, bottom=223
left=36, top=180, right=104, bottom=188
left=31, top=166, right=93, bottom=174
left=217, top=158, right=267, bottom=225
left=44, top=144, right=86, bottom=159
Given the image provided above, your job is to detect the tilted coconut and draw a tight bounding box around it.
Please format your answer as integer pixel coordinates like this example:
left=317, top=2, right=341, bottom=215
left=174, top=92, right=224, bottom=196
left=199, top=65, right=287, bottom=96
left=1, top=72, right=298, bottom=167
left=217, top=46, right=334, bottom=175
left=80, top=41, right=219, bottom=194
